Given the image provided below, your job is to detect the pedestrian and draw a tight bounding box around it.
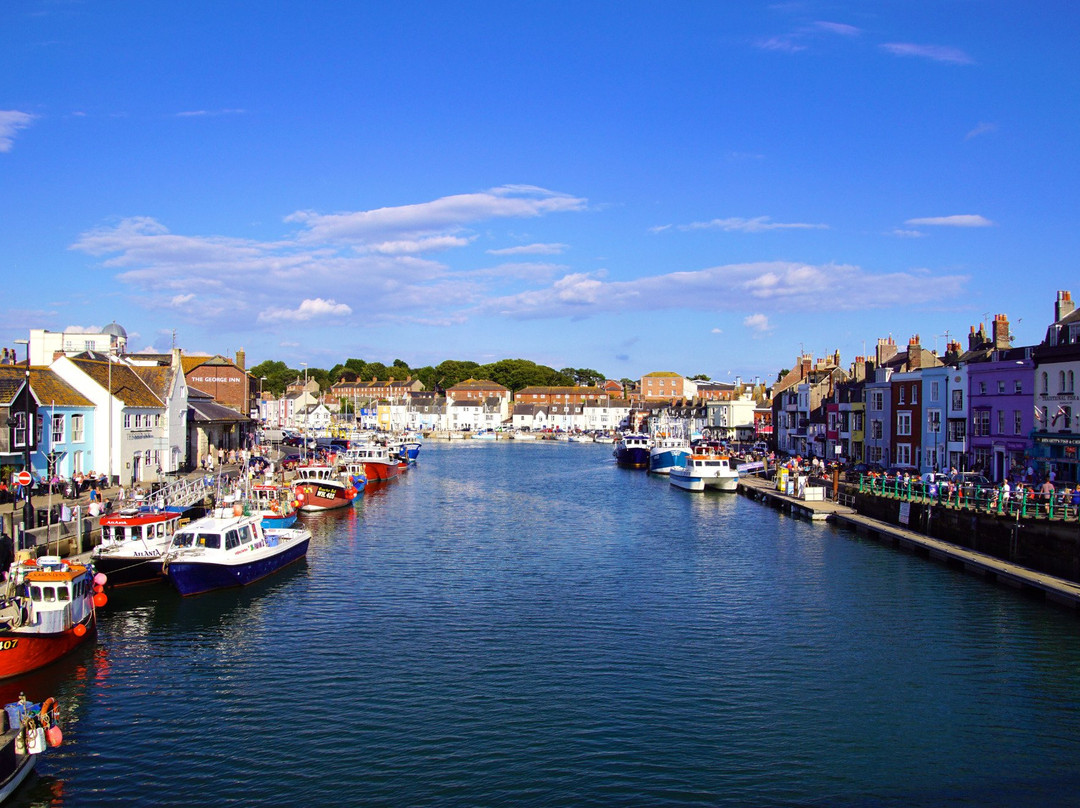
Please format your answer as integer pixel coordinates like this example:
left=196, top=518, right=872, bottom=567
left=0, top=531, right=13, bottom=580
left=1040, top=478, right=1055, bottom=503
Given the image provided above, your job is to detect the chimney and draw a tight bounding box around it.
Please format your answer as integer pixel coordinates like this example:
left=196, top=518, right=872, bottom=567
left=1056, top=290, right=1075, bottom=322
left=171, top=347, right=182, bottom=368
left=235, top=349, right=246, bottom=371
left=992, top=314, right=1010, bottom=350
left=944, top=341, right=962, bottom=364
left=876, top=337, right=898, bottom=367
left=908, top=335, right=922, bottom=370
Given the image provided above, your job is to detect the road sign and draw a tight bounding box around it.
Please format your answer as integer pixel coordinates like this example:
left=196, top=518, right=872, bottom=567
left=16, top=470, right=32, bottom=486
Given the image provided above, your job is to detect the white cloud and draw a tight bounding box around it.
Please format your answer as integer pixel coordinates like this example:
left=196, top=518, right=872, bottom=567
left=904, top=215, right=994, bottom=228
left=815, top=21, right=860, bottom=36
left=880, top=42, right=973, bottom=64
left=286, top=185, right=586, bottom=246
left=891, top=229, right=925, bottom=238
left=483, top=260, right=969, bottom=319
left=744, top=313, right=772, bottom=334
left=711, top=328, right=723, bottom=334
left=175, top=109, right=247, bottom=117
left=0, top=110, right=37, bottom=153
left=754, top=36, right=806, bottom=53
left=170, top=293, right=196, bottom=306
left=660, top=216, right=828, bottom=233
left=258, top=298, right=352, bottom=323
left=486, top=243, right=568, bottom=256
left=965, top=122, right=998, bottom=140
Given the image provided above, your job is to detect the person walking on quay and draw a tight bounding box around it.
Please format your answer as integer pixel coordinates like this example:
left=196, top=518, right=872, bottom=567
left=1040, top=478, right=1055, bottom=504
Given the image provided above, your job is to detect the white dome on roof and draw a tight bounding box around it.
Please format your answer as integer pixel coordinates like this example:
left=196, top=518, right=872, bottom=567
left=102, top=321, right=127, bottom=339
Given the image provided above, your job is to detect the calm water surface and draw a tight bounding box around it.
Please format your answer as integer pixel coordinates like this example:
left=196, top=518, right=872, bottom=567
left=10, top=441, right=1080, bottom=806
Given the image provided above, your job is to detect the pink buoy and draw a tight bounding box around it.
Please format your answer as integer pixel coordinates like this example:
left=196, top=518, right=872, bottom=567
left=94, top=572, right=107, bottom=586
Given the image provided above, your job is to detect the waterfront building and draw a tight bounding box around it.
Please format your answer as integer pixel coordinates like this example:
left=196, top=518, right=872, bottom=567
left=890, top=368, right=923, bottom=472
left=581, top=398, right=631, bottom=433
left=511, top=403, right=548, bottom=432
left=27, top=322, right=128, bottom=366
left=181, top=351, right=256, bottom=416
left=639, top=371, right=697, bottom=402
left=705, top=389, right=760, bottom=442
left=52, top=353, right=174, bottom=485
left=919, top=363, right=950, bottom=474
left=25, top=369, right=97, bottom=482
left=1033, top=290, right=1080, bottom=483
left=514, top=386, right=607, bottom=406
left=864, top=368, right=893, bottom=467
left=186, top=387, right=251, bottom=467
left=0, top=367, right=38, bottom=476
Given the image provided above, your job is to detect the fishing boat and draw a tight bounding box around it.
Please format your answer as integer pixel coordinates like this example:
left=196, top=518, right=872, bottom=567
left=0, top=557, right=105, bottom=680
left=613, top=433, right=651, bottom=469
left=248, top=484, right=298, bottom=529
left=1, top=695, right=64, bottom=801
left=293, top=465, right=362, bottom=512
left=92, top=508, right=184, bottom=586
left=162, top=509, right=311, bottom=597
left=669, top=452, right=740, bottom=492
left=649, top=434, right=691, bottom=475
left=388, top=434, right=422, bottom=463
left=511, top=431, right=537, bottom=441
left=343, top=443, right=400, bottom=483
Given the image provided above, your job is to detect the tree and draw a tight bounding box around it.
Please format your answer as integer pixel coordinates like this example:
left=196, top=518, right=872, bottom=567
left=690, top=374, right=711, bottom=381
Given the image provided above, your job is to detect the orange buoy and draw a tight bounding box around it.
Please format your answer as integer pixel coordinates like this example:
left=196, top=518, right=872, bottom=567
left=233, top=503, right=243, bottom=516
left=93, top=593, right=107, bottom=608
left=73, top=623, right=87, bottom=637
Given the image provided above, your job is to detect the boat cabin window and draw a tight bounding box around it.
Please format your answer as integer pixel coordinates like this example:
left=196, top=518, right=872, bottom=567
left=225, top=530, right=240, bottom=550
left=172, top=532, right=195, bottom=548
left=239, top=526, right=254, bottom=544
left=196, top=533, right=221, bottom=550
left=57, top=585, right=70, bottom=602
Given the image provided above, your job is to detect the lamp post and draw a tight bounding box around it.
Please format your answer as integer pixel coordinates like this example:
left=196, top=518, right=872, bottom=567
left=300, top=363, right=308, bottom=456
left=13, top=339, right=33, bottom=530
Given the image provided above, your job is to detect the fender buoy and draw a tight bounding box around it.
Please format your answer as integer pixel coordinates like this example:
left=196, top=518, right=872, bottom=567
left=233, top=503, right=243, bottom=517
left=93, top=593, right=107, bottom=608
left=270, top=502, right=280, bottom=513
left=73, top=623, right=87, bottom=637
left=94, top=572, right=107, bottom=586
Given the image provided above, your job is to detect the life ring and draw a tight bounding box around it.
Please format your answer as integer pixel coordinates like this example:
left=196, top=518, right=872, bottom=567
left=270, top=501, right=280, bottom=513
left=40, top=698, right=58, bottom=720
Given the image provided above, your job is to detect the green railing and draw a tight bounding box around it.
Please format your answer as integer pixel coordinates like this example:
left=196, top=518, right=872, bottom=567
left=857, top=475, right=1077, bottom=520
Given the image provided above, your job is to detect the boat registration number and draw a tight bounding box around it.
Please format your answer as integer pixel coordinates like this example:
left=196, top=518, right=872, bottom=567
left=0, top=639, right=20, bottom=651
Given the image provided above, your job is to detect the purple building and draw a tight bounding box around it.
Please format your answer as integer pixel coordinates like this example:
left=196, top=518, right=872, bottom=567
left=965, top=315, right=1035, bottom=481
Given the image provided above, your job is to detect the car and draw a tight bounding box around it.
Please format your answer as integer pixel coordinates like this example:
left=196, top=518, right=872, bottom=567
left=279, top=453, right=304, bottom=470
left=955, top=472, right=991, bottom=491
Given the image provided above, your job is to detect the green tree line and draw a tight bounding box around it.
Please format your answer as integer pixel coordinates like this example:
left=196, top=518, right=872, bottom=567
left=248, top=357, right=618, bottom=397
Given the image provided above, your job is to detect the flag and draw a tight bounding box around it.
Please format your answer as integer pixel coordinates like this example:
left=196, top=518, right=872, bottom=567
left=1034, top=405, right=1043, bottom=422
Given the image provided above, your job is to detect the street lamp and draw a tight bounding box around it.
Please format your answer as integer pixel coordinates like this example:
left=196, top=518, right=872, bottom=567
left=13, top=339, right=33, bottom=530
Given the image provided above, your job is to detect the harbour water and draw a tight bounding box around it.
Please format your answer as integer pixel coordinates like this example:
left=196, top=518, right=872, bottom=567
left=10, top=440, right=1080, bottom=806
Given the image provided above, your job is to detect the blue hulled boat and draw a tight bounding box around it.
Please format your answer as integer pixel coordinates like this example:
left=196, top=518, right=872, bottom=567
left=162, top=509, right=311, bottom=597
left=648, top=435, right=691, bottom=475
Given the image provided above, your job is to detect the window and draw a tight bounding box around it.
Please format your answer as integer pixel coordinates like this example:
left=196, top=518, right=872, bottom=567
left=997, top=410, right=1005, bottom=434
left=1014, top=410, right=1022, bottom=435
left=124, top=413, right=132, bottom=429
left=896, top=443, right=912, bottom=466
left=973, top=447, right=991, bottom=472
left=997, top=381, right=1005, bottom=394
left=1071, top=371, right=1076, bottom=393
left=871, top=420, right=883, bottom=440
left=1042, top=372, right=1049, bottom=394
left=73, top=450, right=83, bottom=474
left=1060, top=371, right=1067, bottom=393
left=868, top=445, right=882, bottom=463
left=51, top=414, right=64, bottom=444
left=911, top=385, right=917, bottom=404
left=871, top=391, right=884, bottom=411
left=979, top=382, right=987, bottom=395
left=12, top=412, right=26, bottom=447
left=1015, top=380, right=1023, bottom=393
left=72, top=414, right=84, bottom=442
left=948, top=420, right=966, bottom=442
left=897, top=412, right=911, bottom=436
left=927, top=410, right=941, bottom=433
left=931, top=381, right=940, bottom=402
left=898, top=387, right=906, bottom=405
left=853, top=412, right=864, bottom=432
left=952, top=389, right=963, bottom=411
left=974, top=410, right=990, bottom=437
left=36, top=414, right=42, bottom=443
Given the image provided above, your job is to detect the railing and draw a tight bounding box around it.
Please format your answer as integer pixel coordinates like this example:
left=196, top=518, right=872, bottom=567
left=857, top=475, right=1078, bottom=520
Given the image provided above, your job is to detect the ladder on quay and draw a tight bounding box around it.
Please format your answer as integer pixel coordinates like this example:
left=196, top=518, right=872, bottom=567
left=155, top=474, right=217, bottom=510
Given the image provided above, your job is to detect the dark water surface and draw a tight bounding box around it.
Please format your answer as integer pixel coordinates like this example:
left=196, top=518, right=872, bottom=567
left=11, top=441, right=1080, bottom=806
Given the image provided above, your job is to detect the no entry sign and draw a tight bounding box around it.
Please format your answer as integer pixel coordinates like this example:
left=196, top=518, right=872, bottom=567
left=16, top=471, right=32, bottom=486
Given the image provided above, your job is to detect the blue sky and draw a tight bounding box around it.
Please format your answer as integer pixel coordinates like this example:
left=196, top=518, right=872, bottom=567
left=2, top=1, right=1077, bottom=384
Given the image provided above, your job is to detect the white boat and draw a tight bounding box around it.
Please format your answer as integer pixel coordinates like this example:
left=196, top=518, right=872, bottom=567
left=511, top=431, right=537, bottom=441
left=669, top=452, right=740, bottom=492
left=1, top=695, right=64, bottom=800
left=92, top=508, right=185, bottom=586
left=593, top=433, right=615, bottom=444
left=162, top=509, right=311, bottom=596
left=649, top=434, right=691, bottom=475
left=567, top=433, right=593, bottom=443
